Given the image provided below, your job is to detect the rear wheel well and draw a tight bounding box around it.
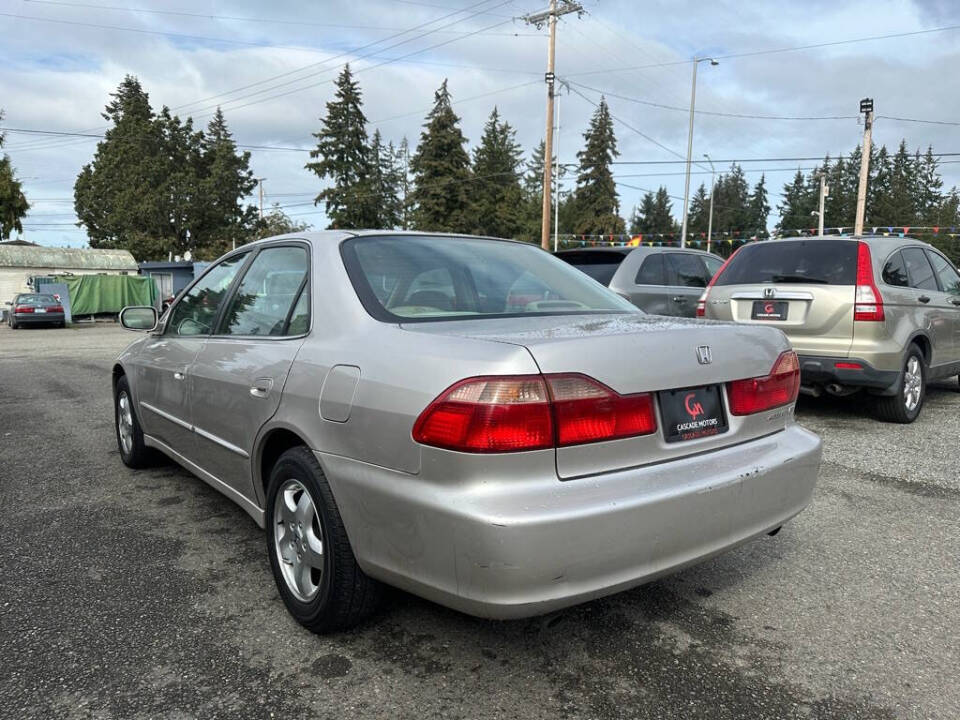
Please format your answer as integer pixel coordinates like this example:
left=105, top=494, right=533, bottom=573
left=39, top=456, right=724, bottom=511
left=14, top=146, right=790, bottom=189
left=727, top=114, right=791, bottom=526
left=259, top=429, right=310, bottom=495
left=909, top=335, right=931, bottom=366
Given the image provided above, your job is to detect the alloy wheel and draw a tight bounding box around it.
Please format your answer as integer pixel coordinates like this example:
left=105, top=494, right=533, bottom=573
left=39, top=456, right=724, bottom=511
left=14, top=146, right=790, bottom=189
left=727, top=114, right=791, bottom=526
left=117, top=391, right=134, bottom=455
left=903, top=356, right=922, bottom=412
left=273, top=479, right=324, bottom=602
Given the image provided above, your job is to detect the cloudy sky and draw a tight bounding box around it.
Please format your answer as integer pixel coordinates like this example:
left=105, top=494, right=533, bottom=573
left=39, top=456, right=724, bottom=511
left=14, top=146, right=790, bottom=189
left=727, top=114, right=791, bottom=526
left=2, top=0, right=959, bottom=247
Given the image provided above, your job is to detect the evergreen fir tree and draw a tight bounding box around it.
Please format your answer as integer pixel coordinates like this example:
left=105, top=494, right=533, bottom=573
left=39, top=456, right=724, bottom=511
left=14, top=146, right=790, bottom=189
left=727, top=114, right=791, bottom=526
left=916, top=146, right=943, bottom=224
left=748, top=174, right=770, bottom=235
left=0, top=112, right=30, bottom=239
left=197, top=107, right=258, bottom=256
left=777, top=170, right=816, bottom=233
left=519, top=140, right=552, bottom=242
left=409, top=80, right=473, bottom=233
left=572, top=98, right=624, bottom=235
left=366, top=130, right=403, bottom=229
left=687, top=184, right=710, bottom=234
left=469, top=107, right=524, bottom=238
left=75, top=76, right=171, bottom=259
left=305, top=64, right=376, bottom=229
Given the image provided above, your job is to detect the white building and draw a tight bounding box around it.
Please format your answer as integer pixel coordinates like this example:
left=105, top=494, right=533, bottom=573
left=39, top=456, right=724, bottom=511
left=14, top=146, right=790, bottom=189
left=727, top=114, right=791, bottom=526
left=0, top=242, right=138, bottom=302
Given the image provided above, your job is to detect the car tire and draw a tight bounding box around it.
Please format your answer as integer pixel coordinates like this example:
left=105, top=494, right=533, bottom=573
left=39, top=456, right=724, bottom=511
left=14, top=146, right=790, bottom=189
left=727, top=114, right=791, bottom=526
left=10, top=320, right=17, bottom=330
left=114, top=374, right=155, bottom=468
left=875, top=344, right=925, bottom=423
left=265, top=446, right=382, bottom=634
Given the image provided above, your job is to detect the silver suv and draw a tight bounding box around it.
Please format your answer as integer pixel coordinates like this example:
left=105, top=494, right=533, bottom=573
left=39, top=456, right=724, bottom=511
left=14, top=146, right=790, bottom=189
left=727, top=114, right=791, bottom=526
left=556, top=247, right=724, bottom=317
left=700, top=236, right=960, bottom=422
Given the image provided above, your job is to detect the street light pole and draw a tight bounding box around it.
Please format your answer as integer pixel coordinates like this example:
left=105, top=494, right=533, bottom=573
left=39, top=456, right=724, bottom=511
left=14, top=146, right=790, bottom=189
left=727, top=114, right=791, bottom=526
left=680, top=57, right=717, bottom=249
left=704, top=153, right=715, bottom=254
left=817, top=173, right=829, bottom=236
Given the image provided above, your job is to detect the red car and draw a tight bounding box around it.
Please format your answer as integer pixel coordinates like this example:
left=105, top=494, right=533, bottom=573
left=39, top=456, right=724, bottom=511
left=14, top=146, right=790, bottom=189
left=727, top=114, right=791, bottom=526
left=6, top=293, right=66, bottom=329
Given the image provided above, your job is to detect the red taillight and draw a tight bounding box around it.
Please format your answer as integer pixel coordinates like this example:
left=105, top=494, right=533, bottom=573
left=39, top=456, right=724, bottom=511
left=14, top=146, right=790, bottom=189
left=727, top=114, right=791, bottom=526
left=412, top=376, right=553, bottom=453
left=412, top=374, right=657, bottom=453
left=727, top=351, right=800, bottom=416
left=547, top=374, right=657, bottom=446
left=14, top=305, right=34, bottom=313
left=696, top=248, right=740, bottom=317
left=854, top=241, right=884, bottom=321
left=50, top=305, right=64, bottom=313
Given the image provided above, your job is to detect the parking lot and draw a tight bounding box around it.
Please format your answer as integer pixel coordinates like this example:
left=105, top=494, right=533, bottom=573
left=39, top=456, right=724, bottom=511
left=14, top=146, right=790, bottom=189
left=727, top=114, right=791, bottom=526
left=1, top=323, right=957, bottom=720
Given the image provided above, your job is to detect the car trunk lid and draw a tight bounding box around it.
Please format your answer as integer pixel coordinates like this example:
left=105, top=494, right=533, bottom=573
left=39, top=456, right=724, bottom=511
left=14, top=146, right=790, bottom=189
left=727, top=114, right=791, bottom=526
left=402, top=313, right=794, bottom=478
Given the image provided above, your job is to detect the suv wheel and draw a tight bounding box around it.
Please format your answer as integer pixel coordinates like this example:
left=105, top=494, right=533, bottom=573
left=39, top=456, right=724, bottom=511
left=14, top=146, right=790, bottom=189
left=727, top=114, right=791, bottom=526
left=875, top=345, right=925, bottom=423
left=265, top=447, right=382, bottom=633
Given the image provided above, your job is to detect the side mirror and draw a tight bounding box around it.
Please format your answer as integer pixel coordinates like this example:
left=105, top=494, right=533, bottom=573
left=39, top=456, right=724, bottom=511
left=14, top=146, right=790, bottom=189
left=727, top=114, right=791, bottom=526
left=3, top=301, right=10, bottom=306
left=119, top=306, right=158, bottom=332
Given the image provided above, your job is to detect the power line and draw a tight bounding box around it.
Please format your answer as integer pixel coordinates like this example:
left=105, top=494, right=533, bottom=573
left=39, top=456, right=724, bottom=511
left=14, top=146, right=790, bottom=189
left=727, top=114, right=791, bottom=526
left=1, top=127, right=307, bottom=151
left=877, top=115, right=960, bottom=127
left=20, top=0, right=540, bottom=35
left=567, top=81, right=858, bottom=121
left=566, top=23, right=960, bottom=78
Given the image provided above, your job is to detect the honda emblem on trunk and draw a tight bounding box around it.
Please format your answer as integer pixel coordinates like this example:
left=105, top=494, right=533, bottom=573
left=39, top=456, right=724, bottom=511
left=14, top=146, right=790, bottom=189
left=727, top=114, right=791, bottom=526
left=763, top=287, right=776, bottom=299
left=696, top=346, right=712, bottom=365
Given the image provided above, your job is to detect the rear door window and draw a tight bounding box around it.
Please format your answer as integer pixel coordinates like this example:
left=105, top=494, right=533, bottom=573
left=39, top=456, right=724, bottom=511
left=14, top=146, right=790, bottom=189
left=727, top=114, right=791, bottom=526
left=220, top=246, right=309, bottom=336
left=901, top=248, right=938, bottom=291
left=926, top=251, right=960, bottom=295
left=635, top=254, right=666, bottom=285
left=556, top=252, right=627, bottom=286
left=713, top=240, right=858, bottom=286
left=703, top=256, right=724, bottom=278
left=666, top=253, right=710, bottom=288
left=882, top=251, right=909, bottom=287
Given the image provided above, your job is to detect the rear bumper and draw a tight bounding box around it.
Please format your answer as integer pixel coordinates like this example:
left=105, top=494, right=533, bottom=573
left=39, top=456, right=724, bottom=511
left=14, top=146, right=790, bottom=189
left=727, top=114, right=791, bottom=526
left=11, top=313, right=64, bottom=325
left=798, top=354, right=900, bottom=392
left=320, top=424, right=822, bottom=619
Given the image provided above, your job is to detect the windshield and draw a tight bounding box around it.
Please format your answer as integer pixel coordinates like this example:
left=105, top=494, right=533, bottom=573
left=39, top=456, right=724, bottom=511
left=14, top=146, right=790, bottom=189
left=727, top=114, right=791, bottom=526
left=715, top=240, right=858, bottom=286
left=342, top=235, right=637, bottom=322
left=556, top=251, right=628, bottom=285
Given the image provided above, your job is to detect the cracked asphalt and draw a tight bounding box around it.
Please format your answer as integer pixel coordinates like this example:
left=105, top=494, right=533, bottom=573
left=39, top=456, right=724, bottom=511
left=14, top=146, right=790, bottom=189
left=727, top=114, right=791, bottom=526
left=1, top=323, right=958, bottom=719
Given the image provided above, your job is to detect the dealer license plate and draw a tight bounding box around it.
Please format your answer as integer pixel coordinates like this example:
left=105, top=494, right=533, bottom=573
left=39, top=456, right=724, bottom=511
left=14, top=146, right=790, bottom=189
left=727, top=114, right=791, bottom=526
left=658, top=385, right=728, bottom=443
left=751, top=300, right=788, bottom=321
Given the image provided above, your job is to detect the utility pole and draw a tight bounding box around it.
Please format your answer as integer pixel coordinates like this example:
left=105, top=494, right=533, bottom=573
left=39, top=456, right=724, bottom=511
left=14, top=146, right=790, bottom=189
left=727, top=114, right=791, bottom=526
left=704, top=153, right=715, bottom=253
left=256, top=177, right=267, bottom=220
left=524, top=0, right=582, bottom=251
left=854, top=98, right=873, bottom=236
left=679, top=57, right=718, bottom=248
left=816, top=173, right=829, bottom=236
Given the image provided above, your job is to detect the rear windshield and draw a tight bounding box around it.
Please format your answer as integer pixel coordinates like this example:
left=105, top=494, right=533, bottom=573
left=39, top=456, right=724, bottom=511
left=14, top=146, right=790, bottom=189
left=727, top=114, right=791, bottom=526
left=555, top=251, right=628, bottom=286
left=16, top=294, right=56, bottom=304
left=715, top=240, right=858, bottom=286
left=341, top=236, right=637, bottom=322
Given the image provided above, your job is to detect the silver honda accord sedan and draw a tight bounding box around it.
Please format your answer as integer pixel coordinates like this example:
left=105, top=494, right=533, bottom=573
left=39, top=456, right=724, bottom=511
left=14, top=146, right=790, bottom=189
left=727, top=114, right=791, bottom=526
left=113, top=231, right=822, bottom=633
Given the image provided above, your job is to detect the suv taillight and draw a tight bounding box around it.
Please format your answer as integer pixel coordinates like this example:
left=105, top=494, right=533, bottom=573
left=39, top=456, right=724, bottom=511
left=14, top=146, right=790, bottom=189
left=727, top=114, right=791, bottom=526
left=854, top=241, right=884, bottom=321
left=727, top=351, right=800, bottom=415
left=696, top=249, right=740, bottom=318
left=412, top=374, right=657, bottom=453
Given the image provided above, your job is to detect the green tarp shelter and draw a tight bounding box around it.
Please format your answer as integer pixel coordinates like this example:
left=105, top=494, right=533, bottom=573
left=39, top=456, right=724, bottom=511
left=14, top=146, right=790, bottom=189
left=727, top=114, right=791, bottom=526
left=41, top=274, right=158, bottom=315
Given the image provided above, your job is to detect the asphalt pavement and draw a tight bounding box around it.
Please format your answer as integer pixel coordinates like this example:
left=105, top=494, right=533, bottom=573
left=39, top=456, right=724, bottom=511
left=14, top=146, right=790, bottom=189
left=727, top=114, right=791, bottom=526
left=1, top=323, right=957, bottom=719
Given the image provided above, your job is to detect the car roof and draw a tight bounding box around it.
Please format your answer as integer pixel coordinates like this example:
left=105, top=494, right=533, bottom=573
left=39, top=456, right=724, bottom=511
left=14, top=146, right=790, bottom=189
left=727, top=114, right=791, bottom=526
left=234, top=230, right=527, bottom=253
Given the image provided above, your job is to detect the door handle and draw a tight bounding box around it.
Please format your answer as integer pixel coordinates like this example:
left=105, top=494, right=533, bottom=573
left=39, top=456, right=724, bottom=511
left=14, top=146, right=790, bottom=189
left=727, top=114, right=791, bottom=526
left=950, top=298, right=960, bottom=306
left=672, top=296, right=686, bottom=303
left=173, top=371, right=185, bottom=381
left=918, top=296, right=931, bottom=304
left=250, top=378, right=274, bottom=398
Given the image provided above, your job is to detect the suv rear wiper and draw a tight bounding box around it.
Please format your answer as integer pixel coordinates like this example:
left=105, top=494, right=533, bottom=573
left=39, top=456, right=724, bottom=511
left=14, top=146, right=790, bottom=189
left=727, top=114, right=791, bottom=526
left=768, top=275, right=831, bottom=284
